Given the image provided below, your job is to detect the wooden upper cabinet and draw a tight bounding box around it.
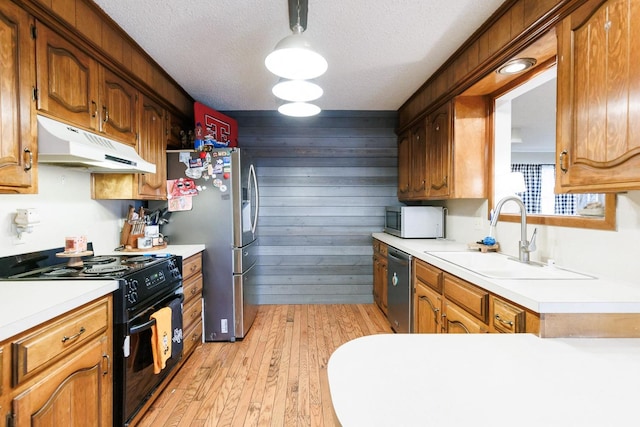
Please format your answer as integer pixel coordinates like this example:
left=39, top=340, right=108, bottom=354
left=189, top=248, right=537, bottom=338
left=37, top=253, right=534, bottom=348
left=92, top=95, right=167, bottom=200
left=0, top=1, right=37, bottom=194
left=427, top=103, right=451, bottom=198
left=36, top=22, right=139, bottom=145
left=137, top=95, right=167, bottom=199
left=35, top=22, right=99, bottom=131
left=410, top=121, right=428, bottom=197
left=397, top=131, right=411, bottom=199
left=99, top=67, right=138, bottom=146
left=397, top=97, right=486, bottom=201
left=556, top=0, right=640, bottom=192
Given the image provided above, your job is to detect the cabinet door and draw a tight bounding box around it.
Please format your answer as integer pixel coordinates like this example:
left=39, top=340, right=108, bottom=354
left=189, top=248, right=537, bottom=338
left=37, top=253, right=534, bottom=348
left=35, top=22, right=99, bottom=130
left=373, top=254, right=388, bottom=315
left=410, top=122, right=427, bottom=197
left=0, top=1, right=37, bottom=194
left=414, top=281, right=441, bottom=333
left=99, top=67, right=138, bottom=145
left=12, top=336, right=111, bottom=427
left=427, top=103, right=451, bottom=198
left=397, top=131, right=411, bottom=199
left=556, top=0, right=640, bottom=192
left=443, top=301, right=488, bottom=334
left=137, top=95, right=166, bottom=199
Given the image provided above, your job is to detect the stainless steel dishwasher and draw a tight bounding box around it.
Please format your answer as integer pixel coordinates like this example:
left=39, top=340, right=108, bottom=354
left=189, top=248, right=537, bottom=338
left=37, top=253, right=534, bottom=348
left=387, top=247, right=412, bottom=333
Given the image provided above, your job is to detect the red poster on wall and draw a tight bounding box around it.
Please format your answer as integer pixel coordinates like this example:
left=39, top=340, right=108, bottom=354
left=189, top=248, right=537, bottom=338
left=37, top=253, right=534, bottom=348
left=193, top=101, right=238, bottom=148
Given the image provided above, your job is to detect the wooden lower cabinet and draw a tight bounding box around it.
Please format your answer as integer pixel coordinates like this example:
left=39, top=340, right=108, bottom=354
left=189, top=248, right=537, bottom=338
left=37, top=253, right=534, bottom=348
left=413, top=258, right=539, bottom=335
left=2, top=296, right=112, bottom=426
left=414, top=281, right=442, bottom=333
left=373, top=239, right=388, bottom=315
left=443, top=300, right=488, bottom=334
left=181, top=253, right=203, bottom=359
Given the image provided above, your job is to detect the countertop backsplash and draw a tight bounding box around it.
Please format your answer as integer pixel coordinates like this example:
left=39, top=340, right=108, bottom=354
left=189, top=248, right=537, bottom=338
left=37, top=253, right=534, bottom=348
left=443, top=190, right=640, bottom=284
left=0, top=165, right=131, bottom=257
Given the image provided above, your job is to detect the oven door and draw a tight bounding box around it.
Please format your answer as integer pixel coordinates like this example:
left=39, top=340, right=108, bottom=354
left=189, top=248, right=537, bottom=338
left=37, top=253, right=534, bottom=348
left=120, top=288, right=184, bottom=426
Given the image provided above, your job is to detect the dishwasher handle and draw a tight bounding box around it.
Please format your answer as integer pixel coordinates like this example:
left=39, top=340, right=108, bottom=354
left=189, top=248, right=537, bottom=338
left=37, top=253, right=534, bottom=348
left=388, top=249, right=411, bottom=265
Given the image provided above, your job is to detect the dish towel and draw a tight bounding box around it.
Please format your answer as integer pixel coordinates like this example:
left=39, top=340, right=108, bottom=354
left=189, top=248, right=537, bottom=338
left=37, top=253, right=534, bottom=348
left=169, top=298, right=183, bottom=359
left=150, top=307, right=172, bottom=374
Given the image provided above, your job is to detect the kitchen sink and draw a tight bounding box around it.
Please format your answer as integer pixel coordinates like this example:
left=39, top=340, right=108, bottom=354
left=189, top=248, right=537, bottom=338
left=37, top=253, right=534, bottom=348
left=426, top=251, right=595, bottom=280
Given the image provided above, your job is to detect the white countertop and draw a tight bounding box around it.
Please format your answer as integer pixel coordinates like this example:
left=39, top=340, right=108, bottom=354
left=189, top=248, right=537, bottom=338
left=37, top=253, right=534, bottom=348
left=374, top=233, right=640, bottom=313
left=328, top=333, right=640, bottom=427
left=0, top=281, right=118, bottom=341
left=0, top=245, right=204, bottom=342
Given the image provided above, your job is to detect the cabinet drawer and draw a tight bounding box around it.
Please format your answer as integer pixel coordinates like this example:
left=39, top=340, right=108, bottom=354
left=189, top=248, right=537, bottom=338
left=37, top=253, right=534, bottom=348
left=444, top=301, right=488, bottom=334
left=414, top=259, right=442, bottom=292
left=183, top=272, right=203, bottom=305
left=12, top=299, right=108, bottom=385
left=182, top=254, right=202, bottom=280
left=443, top=274, right=488, bottom=322
left=183, top=319, right=202, bottom=356
left=492, top=297, right=525, bottom=333
left=183, top=296, right=202, bottom=332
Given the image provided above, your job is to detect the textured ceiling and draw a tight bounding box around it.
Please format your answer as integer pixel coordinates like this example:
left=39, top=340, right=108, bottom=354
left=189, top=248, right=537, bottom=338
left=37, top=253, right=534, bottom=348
left=92, top=0, right=506, bottom=112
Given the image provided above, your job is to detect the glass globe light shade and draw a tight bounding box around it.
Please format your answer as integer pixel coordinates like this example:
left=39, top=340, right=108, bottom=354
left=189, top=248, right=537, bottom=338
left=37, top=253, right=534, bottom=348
left=272, top=79, right=323, bottom=102
left=278, top=102, right=321, bottom=117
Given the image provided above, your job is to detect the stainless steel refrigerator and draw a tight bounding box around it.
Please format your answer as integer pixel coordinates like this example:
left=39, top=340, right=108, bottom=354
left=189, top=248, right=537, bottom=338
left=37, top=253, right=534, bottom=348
left=153, top=148, right=259, bottom=342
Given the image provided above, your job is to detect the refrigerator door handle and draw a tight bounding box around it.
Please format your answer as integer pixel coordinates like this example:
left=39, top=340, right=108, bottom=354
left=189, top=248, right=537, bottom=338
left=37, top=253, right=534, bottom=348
left=249, top=164, right=259, bottom=235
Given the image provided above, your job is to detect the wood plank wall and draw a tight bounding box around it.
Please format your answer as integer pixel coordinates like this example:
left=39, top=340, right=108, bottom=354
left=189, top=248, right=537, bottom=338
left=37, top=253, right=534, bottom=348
left=226, top=111, right=398, bottom=304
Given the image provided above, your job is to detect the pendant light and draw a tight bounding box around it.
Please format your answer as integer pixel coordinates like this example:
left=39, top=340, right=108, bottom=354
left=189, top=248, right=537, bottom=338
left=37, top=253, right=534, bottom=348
left=265, top=0, right=327, bottom=80
left=272, top=79, right=323, bottom=102
left=278, top=102, right=322, bottom=117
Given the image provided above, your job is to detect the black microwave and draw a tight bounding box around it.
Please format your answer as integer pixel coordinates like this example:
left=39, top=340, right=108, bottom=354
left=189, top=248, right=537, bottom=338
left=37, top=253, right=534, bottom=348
left=384, top=206, right=444, bottom=238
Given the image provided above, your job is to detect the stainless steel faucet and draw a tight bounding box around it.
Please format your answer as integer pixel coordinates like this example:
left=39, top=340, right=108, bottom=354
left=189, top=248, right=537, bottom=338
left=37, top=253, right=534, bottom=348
left=490, top=195, right=537, bottom=263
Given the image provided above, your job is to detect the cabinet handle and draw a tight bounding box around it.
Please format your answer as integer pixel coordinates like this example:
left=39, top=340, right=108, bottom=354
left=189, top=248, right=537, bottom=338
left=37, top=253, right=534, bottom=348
left=448, top=320, right=470, bottom=334
left=91, top=100, right=98, bottom=118
left=102, top=353, right=111, bottom=376
left=559, top=150, right=568, bottom=173
left=102, top=106, right=109, bottom=123
left=23, top=148, right=33, bottom=171
left=495, top=314, right=514, bottom=327
left=191, top=287, right=199, bottom=295
left=61, top=326, right=86, bottom=343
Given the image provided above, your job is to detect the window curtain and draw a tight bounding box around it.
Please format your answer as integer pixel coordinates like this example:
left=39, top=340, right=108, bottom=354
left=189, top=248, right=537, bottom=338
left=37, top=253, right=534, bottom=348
left=511, top=164, right=542, bottom=213
left=551, top=166, right=577, bottom=215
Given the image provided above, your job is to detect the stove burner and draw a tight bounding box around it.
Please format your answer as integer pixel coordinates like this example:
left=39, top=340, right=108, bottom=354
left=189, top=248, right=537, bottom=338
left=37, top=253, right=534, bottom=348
left=43, top=268, right=78, bottom=277
left=124, top=256, right=154, bottom=264
left=84, top=256, right=118, bottom=265
left=84, top=265, right=128, bottom=274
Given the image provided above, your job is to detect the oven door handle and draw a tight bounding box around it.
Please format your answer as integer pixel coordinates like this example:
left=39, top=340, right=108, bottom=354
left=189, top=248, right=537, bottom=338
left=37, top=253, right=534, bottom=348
left=129, top=317, right=156, bottom=335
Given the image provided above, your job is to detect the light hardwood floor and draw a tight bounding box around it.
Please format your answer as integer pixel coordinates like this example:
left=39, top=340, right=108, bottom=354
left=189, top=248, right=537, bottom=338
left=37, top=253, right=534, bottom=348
left=137, top=304, right=393, bottom=427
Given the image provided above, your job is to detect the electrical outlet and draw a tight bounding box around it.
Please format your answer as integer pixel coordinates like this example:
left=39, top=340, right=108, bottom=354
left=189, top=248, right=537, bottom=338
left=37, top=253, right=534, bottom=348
left=221, top=318, right=228, bottom=334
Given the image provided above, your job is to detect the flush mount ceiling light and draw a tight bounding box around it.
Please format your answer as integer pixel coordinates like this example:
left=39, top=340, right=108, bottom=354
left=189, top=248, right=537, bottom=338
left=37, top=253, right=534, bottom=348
left=272, top=79, right=323, bottom=102
left=278, top=102, right=321, bottom=117
left=497, top=57, right=537, bottom=75
left=265, top=0, right=327, bottom=80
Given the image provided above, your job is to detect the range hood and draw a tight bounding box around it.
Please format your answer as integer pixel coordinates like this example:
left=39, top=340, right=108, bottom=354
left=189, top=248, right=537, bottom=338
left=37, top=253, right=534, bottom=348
left=37, top=115, right=156, bottom=174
